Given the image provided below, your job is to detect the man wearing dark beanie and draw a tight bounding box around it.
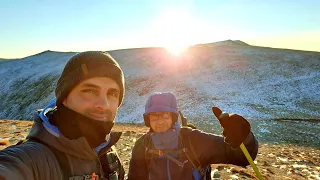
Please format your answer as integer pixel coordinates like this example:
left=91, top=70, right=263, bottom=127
left=0, top=51, right=125, bottom=180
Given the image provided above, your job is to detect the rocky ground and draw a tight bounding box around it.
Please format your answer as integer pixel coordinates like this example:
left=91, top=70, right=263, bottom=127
left=0, top=120, right=319, bottom=179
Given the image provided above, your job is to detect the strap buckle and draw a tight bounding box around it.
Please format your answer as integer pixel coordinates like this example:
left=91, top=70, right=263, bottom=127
left=158, top=150, right=164, bottom=156
left=83, top=173, right=99, bottom=180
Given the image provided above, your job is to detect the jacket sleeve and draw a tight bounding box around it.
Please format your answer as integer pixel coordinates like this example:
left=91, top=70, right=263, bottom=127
left=127, top=134, right=148, bottom=180
left=0, top=145, right=35, bottom=180
left=188, top=129, right=258, bottom=167
left=0, top=142, right=62, bottom=180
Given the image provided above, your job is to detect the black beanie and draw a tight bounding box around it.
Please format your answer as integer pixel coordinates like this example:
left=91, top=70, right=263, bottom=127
left=55, top=51, right=125, bottom=106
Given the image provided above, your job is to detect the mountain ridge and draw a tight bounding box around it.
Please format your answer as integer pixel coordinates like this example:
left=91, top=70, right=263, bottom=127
left=0, top=40, right=319, bottom=146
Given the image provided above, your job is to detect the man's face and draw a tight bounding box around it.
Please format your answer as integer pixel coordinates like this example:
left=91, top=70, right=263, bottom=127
left=63, top=77, right=120, bottom=122
left=149, top=112, right=173, bottom=132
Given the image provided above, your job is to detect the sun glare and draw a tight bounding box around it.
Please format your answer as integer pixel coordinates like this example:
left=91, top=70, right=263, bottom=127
left=165, top=45, right=188, bottom=56
left=149, top=9, right=202, bottom=56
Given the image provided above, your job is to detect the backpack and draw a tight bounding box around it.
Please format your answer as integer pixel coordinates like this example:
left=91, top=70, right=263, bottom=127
left=16, top=138, right=125, bottom=180
left=144, top=124, right=211, bottom=180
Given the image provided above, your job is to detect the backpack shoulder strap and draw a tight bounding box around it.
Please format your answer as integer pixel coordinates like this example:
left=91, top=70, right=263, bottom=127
left=143, top=133, right=153, bottom=170
left=27, top=137, right=70, bottom=180
left=111, top=145, right=125, bottom=179
left=180, top=131, right=205, bottom=179
left=100, top=145, right=125, bottom=180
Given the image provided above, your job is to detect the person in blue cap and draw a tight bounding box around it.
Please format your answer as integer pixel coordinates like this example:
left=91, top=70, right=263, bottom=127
left=128, top=92, right=259, bottom=180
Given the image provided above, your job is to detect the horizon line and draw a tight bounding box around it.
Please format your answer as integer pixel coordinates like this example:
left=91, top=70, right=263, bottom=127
left=1, top=40, right=319, bottom=59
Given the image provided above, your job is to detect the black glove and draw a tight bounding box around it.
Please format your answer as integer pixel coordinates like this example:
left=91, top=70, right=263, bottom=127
left=212, top=106, right=251, bottom=148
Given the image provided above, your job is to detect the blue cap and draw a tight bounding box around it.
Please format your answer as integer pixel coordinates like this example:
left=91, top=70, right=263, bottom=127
left=144, top=92, right=178, bottom=116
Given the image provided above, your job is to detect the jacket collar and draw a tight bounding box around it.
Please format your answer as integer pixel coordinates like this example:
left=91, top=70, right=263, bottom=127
left=27, top=110, right=122, bottom=159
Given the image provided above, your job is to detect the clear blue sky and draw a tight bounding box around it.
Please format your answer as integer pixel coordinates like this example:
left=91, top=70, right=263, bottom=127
left=1, top=0, right=319, bottom=58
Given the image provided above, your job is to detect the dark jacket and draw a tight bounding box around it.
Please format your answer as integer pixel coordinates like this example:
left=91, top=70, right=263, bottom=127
left=128, top=129, right=258, bottom=180
left=0, top=113, right=124, bottom=180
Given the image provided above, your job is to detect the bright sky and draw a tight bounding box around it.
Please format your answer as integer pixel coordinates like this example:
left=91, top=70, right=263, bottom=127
left=1, top=0, right=319, bottom=58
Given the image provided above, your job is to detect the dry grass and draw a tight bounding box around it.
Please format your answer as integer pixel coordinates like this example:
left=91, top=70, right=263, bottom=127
left=1, top=119, right=319, bottom=179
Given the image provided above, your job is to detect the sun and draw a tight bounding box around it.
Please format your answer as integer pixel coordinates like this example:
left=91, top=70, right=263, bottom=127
left=148, top=9, right=200, bottom=56
left=165, top=45, right=188, bottom=56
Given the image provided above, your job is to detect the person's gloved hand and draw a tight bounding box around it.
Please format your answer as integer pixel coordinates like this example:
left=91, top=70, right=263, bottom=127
left=212, top=106, right=251, bottom=148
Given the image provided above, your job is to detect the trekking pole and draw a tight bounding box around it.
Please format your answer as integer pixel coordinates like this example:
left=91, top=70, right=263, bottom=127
left=179, top=110, right=188, bottom=127
left=239, top=143, right=264, bottom=180
left=220, top=113, right=264, bottom=180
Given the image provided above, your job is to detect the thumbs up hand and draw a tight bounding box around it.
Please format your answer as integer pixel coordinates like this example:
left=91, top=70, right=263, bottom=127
left=212, top=106, right=251, bottom=148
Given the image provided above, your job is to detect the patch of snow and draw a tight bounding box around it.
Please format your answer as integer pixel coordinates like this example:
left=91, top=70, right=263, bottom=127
left=292, top=164, right=307, bottom=168
left=259, top=128, right=271, bottom=133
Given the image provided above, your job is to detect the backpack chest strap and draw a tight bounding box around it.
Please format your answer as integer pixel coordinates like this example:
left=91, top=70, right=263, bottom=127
left=147, top=148, right=189, bottom=168
left=69, top=173, right=100, bottom=180
left=147, top=148, right=187, bottom=156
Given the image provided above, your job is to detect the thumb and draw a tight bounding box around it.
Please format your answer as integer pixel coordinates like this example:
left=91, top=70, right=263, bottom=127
left=212, top=106, right=229, bottom=128
left=212, top=106, right=222, bottom=118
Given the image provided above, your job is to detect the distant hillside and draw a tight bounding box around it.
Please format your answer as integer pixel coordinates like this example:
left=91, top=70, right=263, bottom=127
left=0, top=40, right=320, bottom=122
left=0, top=40, right=319, bottom=121
left=212, top=39, right=250, bottom=46
left=1, top=40, right=320, bottom=145
left=0, top=58, right=19, bottom=61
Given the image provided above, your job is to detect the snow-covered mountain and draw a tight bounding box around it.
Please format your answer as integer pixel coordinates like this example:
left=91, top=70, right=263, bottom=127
left=1, top=40, right=319, bottom=124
